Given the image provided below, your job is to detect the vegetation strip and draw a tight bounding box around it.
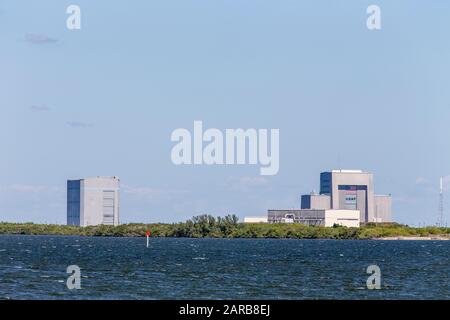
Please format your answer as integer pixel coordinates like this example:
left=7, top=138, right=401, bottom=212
left=1, top=215, right=449, bottom=240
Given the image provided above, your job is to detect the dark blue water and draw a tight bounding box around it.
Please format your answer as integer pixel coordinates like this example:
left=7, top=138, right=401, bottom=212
left=0, top=235, right=448, bottom=300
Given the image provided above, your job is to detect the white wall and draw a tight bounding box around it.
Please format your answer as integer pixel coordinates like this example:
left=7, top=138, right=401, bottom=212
left=374, top=195, right=392, bottom=222
left=81, top=177, right=120, bottom=227
left=244, top=217, right=268, bottom=223
left=324, top=210, right=360, bottom=228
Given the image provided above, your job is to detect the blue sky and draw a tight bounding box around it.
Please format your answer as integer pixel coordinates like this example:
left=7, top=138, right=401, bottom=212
left=1, top=0, right=450, bottom=225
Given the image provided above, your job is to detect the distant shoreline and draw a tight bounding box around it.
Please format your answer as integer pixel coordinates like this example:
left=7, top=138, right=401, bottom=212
left=1, top=216, right=449, bottom=240
left=0, top=234, right=449, bottom=241
left=374, top=236, right=450, bottom=241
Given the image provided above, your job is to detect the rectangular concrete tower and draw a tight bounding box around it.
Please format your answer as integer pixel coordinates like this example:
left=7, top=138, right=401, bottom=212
left=320, top=170, right=375, bottom=223
left=67, top=176, right=120, bottom=227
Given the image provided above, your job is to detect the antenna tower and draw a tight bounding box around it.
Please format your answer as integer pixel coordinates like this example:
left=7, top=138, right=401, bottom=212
left=438, top=177, right=444, bottom=227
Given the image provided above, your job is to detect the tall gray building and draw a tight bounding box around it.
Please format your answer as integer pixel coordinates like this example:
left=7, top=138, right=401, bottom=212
left=67, top=176, right=120, bottom=227
left=301, top=170, right=392, bottom=223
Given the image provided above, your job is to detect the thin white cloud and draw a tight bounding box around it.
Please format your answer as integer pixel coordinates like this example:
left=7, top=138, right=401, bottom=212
left=3, top=184, right=63, bottom=194
left=422, top=176, right=450, bottom=192
left=415, top=177, right=428, bottom=185
left=25, top=33, right=58, bottom=44
left=30, top=105, right=51, bottom=112
left=122, top=184, right=188, bottom=201
left=226, top=176, right=269, bottom=192
left=67, top=121, right=93, bottom=128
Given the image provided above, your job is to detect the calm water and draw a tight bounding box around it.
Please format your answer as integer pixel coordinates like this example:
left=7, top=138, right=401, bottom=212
left=0, top=235, right=448, bottom=300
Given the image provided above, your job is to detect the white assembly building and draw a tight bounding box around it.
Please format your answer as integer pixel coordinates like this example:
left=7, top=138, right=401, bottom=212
left=246, top=170, right=392, bottom=228
left=67, top=176, right=120, bottom=227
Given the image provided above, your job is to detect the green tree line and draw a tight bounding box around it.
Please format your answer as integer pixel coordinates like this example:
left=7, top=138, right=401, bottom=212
left=0, top=214, right=449, bottom=240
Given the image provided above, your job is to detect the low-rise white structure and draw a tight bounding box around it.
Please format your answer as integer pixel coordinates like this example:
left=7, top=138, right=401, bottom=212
left=67, top=176, right=120, bottom=227
left=244, top=216, right=269, bottom=224
left=267, top=209, right=360, bottom=228
left=323, top=210, right=360, bottom=228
